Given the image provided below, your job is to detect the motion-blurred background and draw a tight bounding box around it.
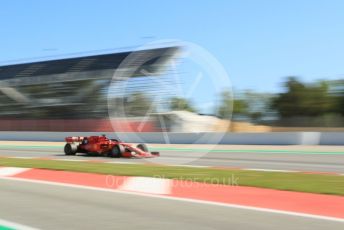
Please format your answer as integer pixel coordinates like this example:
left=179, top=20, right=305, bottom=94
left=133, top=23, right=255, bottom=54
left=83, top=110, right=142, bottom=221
left=0, top=0, right=343, bottom=133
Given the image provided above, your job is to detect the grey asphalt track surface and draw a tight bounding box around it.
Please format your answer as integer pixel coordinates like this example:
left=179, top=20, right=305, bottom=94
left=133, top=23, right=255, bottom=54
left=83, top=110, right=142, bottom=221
left=0, top=144, right=344, bottom=173
left=1, top=178, right=343, bottom=230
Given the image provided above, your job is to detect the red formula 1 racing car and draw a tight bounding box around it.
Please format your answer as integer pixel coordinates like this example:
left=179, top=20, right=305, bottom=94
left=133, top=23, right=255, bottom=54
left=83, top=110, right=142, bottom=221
left=64, top=135, right=159, bottom=158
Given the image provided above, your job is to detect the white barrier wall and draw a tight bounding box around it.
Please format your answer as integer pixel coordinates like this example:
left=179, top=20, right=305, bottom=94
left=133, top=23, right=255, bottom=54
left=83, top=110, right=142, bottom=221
left=0, top=131, right=342, bottom=145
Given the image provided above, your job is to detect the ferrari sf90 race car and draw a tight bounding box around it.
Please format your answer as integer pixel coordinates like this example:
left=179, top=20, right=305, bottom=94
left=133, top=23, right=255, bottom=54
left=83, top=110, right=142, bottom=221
left=64, top=135, right=159, bottom=158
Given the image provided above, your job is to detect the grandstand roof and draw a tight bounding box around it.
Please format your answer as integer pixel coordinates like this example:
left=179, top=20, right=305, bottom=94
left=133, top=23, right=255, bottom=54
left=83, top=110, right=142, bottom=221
left=0, top=46, right=179, bottom=80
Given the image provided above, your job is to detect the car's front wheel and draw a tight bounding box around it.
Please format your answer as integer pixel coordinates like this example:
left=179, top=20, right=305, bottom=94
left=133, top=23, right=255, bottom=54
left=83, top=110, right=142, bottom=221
left=137, top=143, right=148, bottom=152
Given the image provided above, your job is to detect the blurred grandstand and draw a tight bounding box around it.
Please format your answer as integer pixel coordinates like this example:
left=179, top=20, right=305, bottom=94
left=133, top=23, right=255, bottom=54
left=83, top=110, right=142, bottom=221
left=0, top=46, right=180, bottom=131
left=1, top=45, right=342, bottom=133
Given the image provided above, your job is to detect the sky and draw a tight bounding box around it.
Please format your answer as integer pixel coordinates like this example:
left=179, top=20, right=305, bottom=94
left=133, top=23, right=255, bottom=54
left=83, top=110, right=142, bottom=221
left=1, top=0, right=344, bottom=94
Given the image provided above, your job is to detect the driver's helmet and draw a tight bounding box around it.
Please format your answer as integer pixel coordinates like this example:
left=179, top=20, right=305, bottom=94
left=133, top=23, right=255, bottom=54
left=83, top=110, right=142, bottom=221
left=82, top=138, right=88, bottom=145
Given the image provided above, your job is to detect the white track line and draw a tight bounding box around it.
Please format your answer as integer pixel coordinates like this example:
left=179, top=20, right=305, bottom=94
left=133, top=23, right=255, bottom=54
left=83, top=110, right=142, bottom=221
left=54, top=159, right=88, bottom=162
left=0, top=218, right=39, bottom=230
left=105, top=161, right=142, bottom=165
left=0, top=167, right=30, bottom=177
left=244, top=168, right=298, bottom=173
left=171, top=164, right=210, bottom=168
left=118, top=177, right=171, bottom=194
left=1, top=176, right=343, bottom=223
left=10, top=156, right=36, bottom=159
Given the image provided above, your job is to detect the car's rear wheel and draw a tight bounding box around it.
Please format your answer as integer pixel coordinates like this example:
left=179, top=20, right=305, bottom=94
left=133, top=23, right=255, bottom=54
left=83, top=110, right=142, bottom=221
left=137, top=143, right=148, bottom=152
left=64, top=143, right=77, bottom=155
left=109, top=144, right=125, bottom=158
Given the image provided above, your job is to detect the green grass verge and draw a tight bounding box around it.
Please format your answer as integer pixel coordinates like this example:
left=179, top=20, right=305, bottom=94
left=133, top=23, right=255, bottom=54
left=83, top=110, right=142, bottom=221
left=1, top=158, right=344, bottom=196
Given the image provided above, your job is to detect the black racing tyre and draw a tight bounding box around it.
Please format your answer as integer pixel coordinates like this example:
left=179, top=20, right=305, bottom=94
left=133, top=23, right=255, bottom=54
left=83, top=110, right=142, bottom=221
left=137, top=143, right=148, bottom=152
left=64, top=143, right=77, bottom=155
left=109, top=144, right=125, bottom=158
